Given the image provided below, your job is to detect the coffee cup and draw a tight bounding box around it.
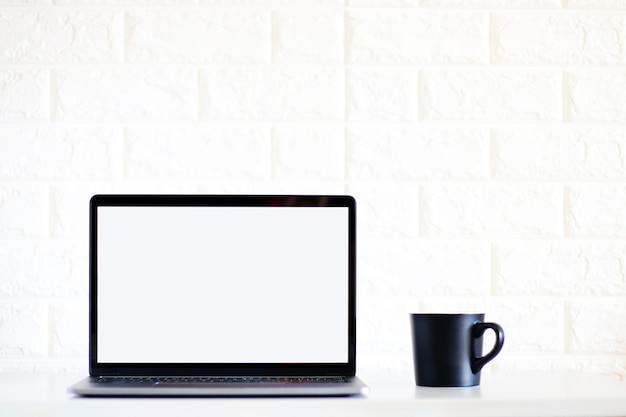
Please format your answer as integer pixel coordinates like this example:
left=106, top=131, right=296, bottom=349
left=410, top=313, right=505, bottom=387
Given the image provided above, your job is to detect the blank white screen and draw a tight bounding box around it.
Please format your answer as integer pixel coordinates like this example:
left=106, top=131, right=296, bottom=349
left=97, top=206, right=349, bottom=363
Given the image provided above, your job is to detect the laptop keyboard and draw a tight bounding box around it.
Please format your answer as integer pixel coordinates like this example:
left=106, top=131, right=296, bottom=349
left=96, top=376, right=348, bottom=385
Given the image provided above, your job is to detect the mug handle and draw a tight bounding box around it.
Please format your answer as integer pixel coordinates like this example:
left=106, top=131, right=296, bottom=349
left=470, top=322, right=505, bottom=374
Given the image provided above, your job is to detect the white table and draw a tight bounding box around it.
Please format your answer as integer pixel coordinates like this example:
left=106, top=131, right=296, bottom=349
left=3, top=370, right=626, bottom=417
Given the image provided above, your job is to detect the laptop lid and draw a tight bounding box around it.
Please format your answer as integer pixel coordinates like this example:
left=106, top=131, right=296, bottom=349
left=89, top=194, right=356, bottom=377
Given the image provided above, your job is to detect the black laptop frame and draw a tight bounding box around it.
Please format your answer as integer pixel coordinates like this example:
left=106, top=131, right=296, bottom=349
left=89, top=194, right=357, bottom=377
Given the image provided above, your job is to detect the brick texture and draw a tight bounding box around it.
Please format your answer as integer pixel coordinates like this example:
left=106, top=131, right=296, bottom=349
left=53, top=68, right=196, bottom=122
left=1, top=1, right=626, bottom=376
left=127, top=10, right=270, bottom=64
left=493, top=13, right=626, bottom=65
left=0, top=70, right=47, bottom=121
left=199, top=68, right=344, bottom=121
left=347, top=11, right=488, bottom=64
left=421, top=70, right=561, bottom=122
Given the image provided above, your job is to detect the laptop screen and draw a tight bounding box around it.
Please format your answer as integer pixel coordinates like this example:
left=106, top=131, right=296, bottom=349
left=90, top=195, right=356, bottom=375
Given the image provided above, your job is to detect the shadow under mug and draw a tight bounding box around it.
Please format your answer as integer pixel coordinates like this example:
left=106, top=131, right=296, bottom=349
left=410, top=313, right=505, bottom=387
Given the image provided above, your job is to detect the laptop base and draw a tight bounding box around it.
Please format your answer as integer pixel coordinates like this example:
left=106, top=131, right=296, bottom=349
left=69, top=376, right=369, bottom=397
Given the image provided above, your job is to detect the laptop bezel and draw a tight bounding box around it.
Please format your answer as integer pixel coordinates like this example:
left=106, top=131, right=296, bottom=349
left=88, top=194, right=357, bottom=377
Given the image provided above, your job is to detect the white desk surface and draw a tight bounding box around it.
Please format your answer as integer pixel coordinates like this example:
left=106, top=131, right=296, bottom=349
left=3, top=370, right=626, bottom=417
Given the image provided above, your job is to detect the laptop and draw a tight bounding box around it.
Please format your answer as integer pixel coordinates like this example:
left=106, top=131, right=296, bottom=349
left=69, top=194, right=367, bottom=397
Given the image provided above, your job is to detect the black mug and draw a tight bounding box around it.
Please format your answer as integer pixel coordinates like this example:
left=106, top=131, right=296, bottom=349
left=410, top=313, right=505, bottom=387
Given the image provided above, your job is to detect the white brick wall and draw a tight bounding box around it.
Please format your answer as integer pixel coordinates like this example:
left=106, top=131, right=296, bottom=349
left=1, top=1, right=626, bottom=377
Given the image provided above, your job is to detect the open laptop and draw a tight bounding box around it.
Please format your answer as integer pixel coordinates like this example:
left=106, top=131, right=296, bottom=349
left=69, top=194, right=367, bottom=397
